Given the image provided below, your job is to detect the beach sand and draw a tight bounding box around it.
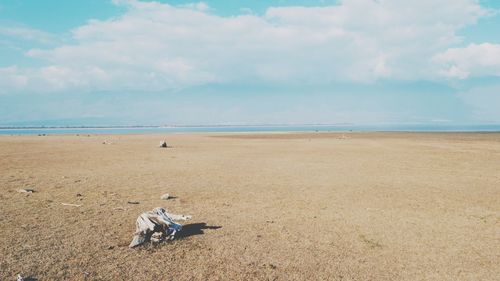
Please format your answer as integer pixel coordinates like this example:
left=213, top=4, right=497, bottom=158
left=0, top=132, right=499, bottom=280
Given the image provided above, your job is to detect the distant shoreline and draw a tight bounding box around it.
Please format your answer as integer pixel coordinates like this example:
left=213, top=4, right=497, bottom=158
left=1, top=124, right=500, bottom=135
left=0, top=124, right=352, bottom=129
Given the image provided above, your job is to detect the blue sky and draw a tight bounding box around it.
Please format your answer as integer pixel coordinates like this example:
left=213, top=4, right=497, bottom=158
left=1, top=0, right=500, bottom=126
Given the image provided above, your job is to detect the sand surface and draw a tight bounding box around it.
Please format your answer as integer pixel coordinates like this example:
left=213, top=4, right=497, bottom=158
left=0, top=132, right=499, bottom=280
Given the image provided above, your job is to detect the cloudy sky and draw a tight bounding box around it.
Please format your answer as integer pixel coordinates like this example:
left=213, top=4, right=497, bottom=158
left=1, top=0, right=500, bottom=126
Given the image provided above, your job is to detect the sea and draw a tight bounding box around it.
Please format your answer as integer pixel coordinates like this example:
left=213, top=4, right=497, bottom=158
left=1, top=124, right=500, bottom=135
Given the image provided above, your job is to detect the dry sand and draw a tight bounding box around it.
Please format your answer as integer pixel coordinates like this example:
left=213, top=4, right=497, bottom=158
left=0, top=132, right=499, bottom=280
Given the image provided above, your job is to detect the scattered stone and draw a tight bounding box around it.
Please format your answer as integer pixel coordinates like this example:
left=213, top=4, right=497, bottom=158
left=127, top=201, right=140, bottom=204
left=160, top=193, right=170, bottom=200
left=107, top=245, right=114, bottom=250
left=159, top=141, right=168, bottom=148
left=76, top=193, right=82, bottom=197
left=18, top=188, right=35, bottom=193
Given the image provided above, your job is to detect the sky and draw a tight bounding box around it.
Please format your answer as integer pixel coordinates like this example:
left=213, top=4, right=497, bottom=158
left=1, top=0, right=500, bottom=126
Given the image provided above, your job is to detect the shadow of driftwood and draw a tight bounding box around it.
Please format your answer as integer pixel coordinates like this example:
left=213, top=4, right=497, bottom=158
left=178, top=223, right=222, bottom=239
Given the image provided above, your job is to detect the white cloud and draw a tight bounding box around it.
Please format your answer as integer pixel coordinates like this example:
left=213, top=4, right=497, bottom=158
left=179, top=2, right=210, bottom=12
left=433, top=43, right=500, bottom=79
left=0, top=0, right=494, bottom=93
left=0, top=66, right=29, bottom=89
left=0, top=25, right=56, bottom=44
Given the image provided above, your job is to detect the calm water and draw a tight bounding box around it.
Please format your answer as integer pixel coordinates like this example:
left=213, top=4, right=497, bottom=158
left=1, top=124, right=500, bottom=135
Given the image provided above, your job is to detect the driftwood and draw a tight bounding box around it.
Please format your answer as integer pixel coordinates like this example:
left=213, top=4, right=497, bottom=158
left=129, top=207, right=191, bottom=248
left=61, top=203, right=82, bottom=207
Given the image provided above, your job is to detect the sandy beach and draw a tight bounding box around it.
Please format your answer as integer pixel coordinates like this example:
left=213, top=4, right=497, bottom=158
left=0, top=132, right=499, bottom=280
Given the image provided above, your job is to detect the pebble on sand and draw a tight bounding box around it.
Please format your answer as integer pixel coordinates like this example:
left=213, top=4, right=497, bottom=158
left=18, top=188, right=35, bottom=193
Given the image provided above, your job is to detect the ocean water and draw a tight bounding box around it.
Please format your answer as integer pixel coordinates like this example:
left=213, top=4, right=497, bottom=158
left=1, top=124, right=500, bottom=135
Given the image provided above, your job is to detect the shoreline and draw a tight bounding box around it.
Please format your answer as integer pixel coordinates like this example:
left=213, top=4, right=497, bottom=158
left=1, top=125, right=500, bottom=136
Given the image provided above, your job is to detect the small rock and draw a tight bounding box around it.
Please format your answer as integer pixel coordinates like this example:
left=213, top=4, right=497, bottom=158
left=76, top=193, right=82, bottom=197
left=127, top=201, right=140, bottom=204
left=159, top=141, right=167, bottom=148
left=107, top=245, right=114, bottom=250
left=160, top=193, right=170, bottom=200
left=18, top=188, right=35, bottom=193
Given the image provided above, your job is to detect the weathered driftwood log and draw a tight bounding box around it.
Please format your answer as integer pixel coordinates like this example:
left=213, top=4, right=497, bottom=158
left=159, top=141, right=167, bottom=148
left=129, top=207, right=191, bottom=248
